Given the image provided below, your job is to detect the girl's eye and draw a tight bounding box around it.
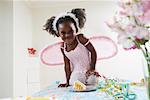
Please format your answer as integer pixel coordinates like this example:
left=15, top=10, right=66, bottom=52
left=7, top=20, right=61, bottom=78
left=61, top=31, right=66, bottom=34
left=60, top=29, right=73, bottom=35
left=68, top=30, right=73, bottom=34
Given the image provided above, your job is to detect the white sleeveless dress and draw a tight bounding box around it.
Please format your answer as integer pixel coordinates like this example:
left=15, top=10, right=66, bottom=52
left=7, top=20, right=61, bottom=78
left=63, top=35, right=98, bottom=85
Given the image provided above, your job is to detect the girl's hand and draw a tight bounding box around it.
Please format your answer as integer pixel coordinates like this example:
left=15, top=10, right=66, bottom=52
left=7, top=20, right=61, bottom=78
left=58, top=83, right=69, bottom=87
left=86, top=69, right=94, bottom=77
left=86, top=70, right=101, bottom=77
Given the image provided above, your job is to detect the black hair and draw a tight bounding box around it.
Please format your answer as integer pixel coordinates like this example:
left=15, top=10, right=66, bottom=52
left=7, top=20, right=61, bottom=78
left=71, top=8, right=86, bottom=29
left=56, top=16, right=78, bottom=34
left=43, top=8, right=86, bottom=37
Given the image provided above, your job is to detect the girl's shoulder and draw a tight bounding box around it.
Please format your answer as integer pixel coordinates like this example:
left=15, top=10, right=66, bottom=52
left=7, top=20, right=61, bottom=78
left=77, top=33, right=89, bottom=45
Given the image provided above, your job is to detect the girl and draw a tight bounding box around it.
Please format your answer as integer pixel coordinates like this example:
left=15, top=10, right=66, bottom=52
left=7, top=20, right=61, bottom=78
left=43, top=8, right=100, bottom=87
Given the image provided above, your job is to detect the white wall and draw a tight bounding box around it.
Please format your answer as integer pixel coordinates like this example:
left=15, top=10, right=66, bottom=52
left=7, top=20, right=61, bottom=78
left=29, top=1, right=145, bottom=89
left=0, top=0, right=13, bottom=98
left=13, top=1, right=32, bottom=96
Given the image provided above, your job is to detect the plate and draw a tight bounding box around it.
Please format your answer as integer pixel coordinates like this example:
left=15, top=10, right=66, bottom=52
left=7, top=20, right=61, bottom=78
left=68, top=85, right=99, bottom=92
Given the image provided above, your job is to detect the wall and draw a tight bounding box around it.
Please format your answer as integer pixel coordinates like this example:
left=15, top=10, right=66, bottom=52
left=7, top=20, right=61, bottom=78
left=0, top=0, right=13, bottom=98
left=13, top=1, right=32, bottom=96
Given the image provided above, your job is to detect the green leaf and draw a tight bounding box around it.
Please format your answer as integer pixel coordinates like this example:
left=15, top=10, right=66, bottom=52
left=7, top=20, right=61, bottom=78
left=136, top=39, right=149, bottom=45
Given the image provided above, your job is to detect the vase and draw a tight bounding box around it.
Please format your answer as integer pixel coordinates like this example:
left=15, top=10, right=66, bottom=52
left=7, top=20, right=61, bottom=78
left=142, top=56, right=150, bottom=100
left=146, top=76, right=150, bottom=100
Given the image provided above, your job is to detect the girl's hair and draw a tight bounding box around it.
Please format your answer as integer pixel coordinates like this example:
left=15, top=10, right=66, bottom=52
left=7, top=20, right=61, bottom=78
left=43, top=8, right=86, bottom=37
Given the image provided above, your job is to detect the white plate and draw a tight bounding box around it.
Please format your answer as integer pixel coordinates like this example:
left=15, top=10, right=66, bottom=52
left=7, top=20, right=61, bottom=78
left=68, top=85, right=99, bottom=92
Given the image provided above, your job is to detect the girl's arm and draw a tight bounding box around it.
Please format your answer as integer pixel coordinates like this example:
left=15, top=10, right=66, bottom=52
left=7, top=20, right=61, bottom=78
left=78, top=34, right=97, bottom=70
left=58, top=46, right=71, bottom=87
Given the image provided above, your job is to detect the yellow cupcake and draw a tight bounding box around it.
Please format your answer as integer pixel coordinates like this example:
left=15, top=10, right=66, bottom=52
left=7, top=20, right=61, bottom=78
left=73, top=80, right=86, bottom=91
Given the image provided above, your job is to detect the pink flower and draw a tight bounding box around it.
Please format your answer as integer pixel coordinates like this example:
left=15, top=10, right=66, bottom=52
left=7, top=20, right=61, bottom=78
left=117, top=34, right=137, bottom=50
left=144, top=10, right=150, bottom=21
left=106, top=0, right=149, bottom=51
left=124, top=45, right=137, bottom=50
left=124, top=24, right=135, bottom=33
left=106, top=16, right=126, bottom=35
left=138, top=10, right=150, bottom=24
left=135, top=27, right=150, bottom=40
left=141, top=0, right=150, bottom=13
left=119, top=11, right=127, bottom=16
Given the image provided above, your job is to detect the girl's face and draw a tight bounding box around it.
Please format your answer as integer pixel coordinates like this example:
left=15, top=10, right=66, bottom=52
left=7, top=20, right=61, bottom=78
left=58, top=21, right=76, bottom=44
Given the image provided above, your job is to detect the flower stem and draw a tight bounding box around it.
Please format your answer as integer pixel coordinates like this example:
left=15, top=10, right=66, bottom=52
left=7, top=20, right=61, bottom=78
left=133, top=39, right=150, bottom=77
left=144, top=45, right=150, bottom=77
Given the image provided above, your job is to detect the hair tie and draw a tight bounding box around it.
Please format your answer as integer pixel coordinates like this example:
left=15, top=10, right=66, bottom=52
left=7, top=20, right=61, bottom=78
left=52, top=12, right=80, bottom=35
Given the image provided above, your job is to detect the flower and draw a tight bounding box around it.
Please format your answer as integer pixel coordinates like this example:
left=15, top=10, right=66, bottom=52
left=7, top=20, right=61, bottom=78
left=106, top=0, right=150, bottom=77
left=28, top=48, right=36, bottom=55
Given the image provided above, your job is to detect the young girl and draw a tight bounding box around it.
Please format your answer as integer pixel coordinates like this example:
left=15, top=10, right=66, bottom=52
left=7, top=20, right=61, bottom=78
left=43, top=8, right=100, bottom=87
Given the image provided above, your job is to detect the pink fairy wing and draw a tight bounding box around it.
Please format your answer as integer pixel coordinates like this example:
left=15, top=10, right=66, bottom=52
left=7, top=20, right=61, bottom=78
left=40, top=36, right=118, bottom=66
left=89, top=36, right=118, bottom=60
left=40, top=42, right=64, bottom=66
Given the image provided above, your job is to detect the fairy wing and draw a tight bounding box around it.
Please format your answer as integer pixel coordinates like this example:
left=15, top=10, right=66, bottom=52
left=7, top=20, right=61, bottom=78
left=40, top=42, right=64, bottom=66
left=40, top=36, right=118, bottom=66
left=89, top=36, right=118, bottom=60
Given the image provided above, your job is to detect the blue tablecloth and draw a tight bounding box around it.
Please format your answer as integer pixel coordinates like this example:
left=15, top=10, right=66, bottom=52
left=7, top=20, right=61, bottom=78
left=33, top=83, right=148, bottom=100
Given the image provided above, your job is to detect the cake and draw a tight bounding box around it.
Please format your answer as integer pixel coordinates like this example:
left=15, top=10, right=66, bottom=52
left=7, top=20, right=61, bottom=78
left=73, top=80, right=86, bottom=91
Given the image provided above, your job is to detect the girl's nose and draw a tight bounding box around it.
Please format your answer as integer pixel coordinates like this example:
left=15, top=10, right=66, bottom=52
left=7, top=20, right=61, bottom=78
left=65, top=33, right=70, bottom=38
